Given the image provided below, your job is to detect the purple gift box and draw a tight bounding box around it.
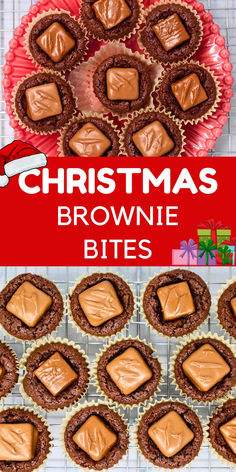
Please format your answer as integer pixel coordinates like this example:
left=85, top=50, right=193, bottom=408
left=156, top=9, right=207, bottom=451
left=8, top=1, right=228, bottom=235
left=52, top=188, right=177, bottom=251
left=197, top=249, right=217, bottom=265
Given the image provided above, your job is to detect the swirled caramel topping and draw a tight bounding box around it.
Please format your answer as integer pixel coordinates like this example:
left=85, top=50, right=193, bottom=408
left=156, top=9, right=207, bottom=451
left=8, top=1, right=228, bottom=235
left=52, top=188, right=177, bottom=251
left=220, top=417, right=236, bottom=454
left=36, top=22, right=76, bottom=63
left=0, top=423, right=38, bottom=461
left=73, top=415, right=117, bottom=461
left=157, top=281, right=195, bottom=321
left=92, top=0, right=131, bottom=30
left=106, top=347, right=152, bottom=395
left=171, top=73, right=208, bottom=111
left=153, top=14, right=190, bottom=52
left=69, top=123, right=111, bottom=157
left=6, top=281, right=52, bottom=327
left=182, top=343, right=230, bottom=392
left=106, top=67, right=139, bottom=101
left=148, top=411, right=194, bottom=457
left=34, top=352, right=78, bottom=396
left=25, top=83, right=63, bottom=121
left=78, top=280, right=123, bottom=327
left=133, top=120, right=174, bottom=157
left=230, top=296, right=236, bottom=317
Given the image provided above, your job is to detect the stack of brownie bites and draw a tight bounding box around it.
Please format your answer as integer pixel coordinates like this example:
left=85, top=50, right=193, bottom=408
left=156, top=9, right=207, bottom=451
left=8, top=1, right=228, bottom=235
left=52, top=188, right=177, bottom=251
left=12, top=0, right=221, bottom=157
left=0, top=269, right=235, bottom=470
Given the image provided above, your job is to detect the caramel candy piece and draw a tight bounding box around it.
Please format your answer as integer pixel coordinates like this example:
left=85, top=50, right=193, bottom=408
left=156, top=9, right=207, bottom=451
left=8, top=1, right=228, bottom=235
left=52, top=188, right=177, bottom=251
left=153, top=14, right=190, bottom=52
left=78, top=280, right=123, bottom=327
left=230, top=297, right=236, bottom=317
left=0, top=423, right=38, bottom=461
left=25, top=83, right=63, bottom=121
left=6, top=281, right=52, bottom=328
left=157, top=281, right=195, bottom=321
left=69, top=123, right=111, bottom=157
left=171, top=73, right=208, bottom=111
left=0, top=364, right=5, bottom=379
left=182, top=343, right=230, bottom=392
left=73, top=415, right=117, bottom=461
left=220, top=417, right=236, bottom=454
left=34, top=352, right=78, bottom=396
left=106, top=68, right=139, bottom=101
left=133, top=120, right=174, bottom=157
left=106, top=347, right=152, bottom=395
left=148, top=411, right=194, bottom=457
left=36, top=22, right=76, bottom=63
left=92, top=0, right=131, bottom=30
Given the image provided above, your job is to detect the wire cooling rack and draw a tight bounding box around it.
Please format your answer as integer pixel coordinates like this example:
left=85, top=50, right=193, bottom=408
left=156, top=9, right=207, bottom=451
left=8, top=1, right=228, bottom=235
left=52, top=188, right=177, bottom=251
left=0, top=0, right=236, bottom=155
left=0, top=266, right=235, bottom=471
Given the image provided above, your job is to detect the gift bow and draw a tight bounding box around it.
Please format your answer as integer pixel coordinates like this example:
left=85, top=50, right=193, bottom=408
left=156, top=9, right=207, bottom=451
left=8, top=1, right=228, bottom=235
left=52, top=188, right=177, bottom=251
left=218, top=245, right=232, bottom=265
left=222, top=237, right=236, bottom=247
left=199, top=239, right=217, bottom=265
left=197, top=219, right=229, bottom=230
left=180, top=239, right=198, bottom=265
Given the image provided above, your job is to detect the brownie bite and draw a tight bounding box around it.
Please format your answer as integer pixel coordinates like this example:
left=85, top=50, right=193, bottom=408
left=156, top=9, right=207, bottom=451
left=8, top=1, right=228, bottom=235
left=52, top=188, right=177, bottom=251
left=218, top=280, right=236, bottom=338
left=209, top=399, right=236, bottom=464
left=140, top=3, right=202, bottom=64
left=0, top=342, right=18, bottom=400
left=81, top=0, right=141, bottom=41
left=28, top=13, right=86, bottom=72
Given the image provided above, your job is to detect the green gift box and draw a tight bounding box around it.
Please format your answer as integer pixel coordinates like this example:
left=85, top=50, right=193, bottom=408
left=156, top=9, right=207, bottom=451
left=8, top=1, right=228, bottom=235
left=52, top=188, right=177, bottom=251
left=217, top=229, right=231, bottom=247
left=197, top=229, right=212, bottom=244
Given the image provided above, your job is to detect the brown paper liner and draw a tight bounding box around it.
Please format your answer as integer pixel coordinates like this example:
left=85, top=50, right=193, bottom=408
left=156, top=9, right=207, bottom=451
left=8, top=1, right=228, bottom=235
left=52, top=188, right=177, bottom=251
left=11, top=69, right=77, bottom=135
left=58, top=112, right=120, bottom=156
left=156, top=60, right=222, bottom=125
left=19, top=336, right=90, bottom=412
left=138, top=0, right=203, bottom=65
left=24, top=9, right=89, bottom=74
left=170, top=331, right=236, bottom=404
left=60, top=400, right=129, bottom=471
left=119, top=106, right=186, bottom=156
left=0, top=341, right=19, bottom=403
left=68, top=42, right=163, bottom=118
left=93, top=334, right=163, bottom=410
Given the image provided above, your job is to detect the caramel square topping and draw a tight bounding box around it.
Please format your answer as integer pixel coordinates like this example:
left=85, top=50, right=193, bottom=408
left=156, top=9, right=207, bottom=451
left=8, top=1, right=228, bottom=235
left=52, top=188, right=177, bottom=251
left=78, top=280, right=123, bottom=327
left=153, top=13, right=190, bottom=52
left=182, top=343, right=230, bottom=392
left=220, top=417, right=236, bottom=454
left=6, top=281, right=52, bottom=328
left=0, top=364, right=5, bottom=379
left=25, top=83, right=63, bottom=121
left=69, top=123, right=111, bottom=157
left=106, top=347, right=152, bottom=395
left=0, top=423, right=38, bottom=461
left=36, top=22, right=76, bottom=63
left=230, top=297, right=236, bottom=317
left=106, top=68, right=139, bottom=101
left=92, top=0, right=131, bottom=30
left=148, top=411, right=194, bottom=457
left=34, top=352, right=78, bottom=396
left=73, top=415, right=117, bottom=461
left=132, top=120, right=174, bottom=157
left=171, top=73, right=208, bottom=111
left=157, top=281, right=195, bottom=321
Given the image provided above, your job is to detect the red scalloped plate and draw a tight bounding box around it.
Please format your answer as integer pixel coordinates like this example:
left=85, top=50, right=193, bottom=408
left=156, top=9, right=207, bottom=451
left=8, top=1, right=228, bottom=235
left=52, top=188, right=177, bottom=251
left=2, top=0, right=234, bottom=157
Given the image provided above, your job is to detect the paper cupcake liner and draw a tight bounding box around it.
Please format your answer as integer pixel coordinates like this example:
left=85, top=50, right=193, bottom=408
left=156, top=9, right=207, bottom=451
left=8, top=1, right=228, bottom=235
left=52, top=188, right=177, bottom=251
left=67, top=269, right=138, bottom=340
left=11, top=69, right=77, bottom=135
left=92, top=334, right=163, bottom=410
left=60, top=399, right=129, bottom=472
left=68, top=42, right=163, bottom=118
left=0, top=341, right=19, bottom=403
left=133, top=397, right=206, bottom=470
left=214, top=275, right=236, bottom=339
left=19, top=335, right=90, bottom=412
left=119, top=106, right=186, bottom=156
left=170, top=331, right=236, bottom=405
left=137, top=0, right=203, bottom=65
left=0, top=405, right=53, bottom=471
left=156, top=60, right=222, bottom=125
left=58, top=112, right=121, bottom=156
left=24, top=9, right=89, bottom=74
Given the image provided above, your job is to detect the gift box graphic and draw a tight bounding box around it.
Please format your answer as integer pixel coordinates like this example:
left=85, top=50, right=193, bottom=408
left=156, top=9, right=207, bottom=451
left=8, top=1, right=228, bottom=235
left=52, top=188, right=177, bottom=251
left=217, top=229, right=231, bottom=247
left=172, top=239, right=198, bottom=266
left=222, top=237, right=236, bottom=265
left=197, top=219, right=231, bottom=246
left=216, top=245, right=233, bottom=265
left=197, top=239, right=217, bottom=265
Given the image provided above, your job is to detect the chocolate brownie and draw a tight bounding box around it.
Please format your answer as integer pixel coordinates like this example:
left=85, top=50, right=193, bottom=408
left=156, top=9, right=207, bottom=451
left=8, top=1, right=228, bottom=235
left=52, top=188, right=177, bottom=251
left=218, top=281, right=236, bottom=338
left=0, top=408, right=51, bottom=472
left=29, top=13, right=86, bottom=72
left=158, top=63, right=217, bottom=121
left=0, top=273, right=64, bottom=340
left=14, top=72, right=75, bottom=133
left=174, top=338, right=236, bottom=402
left=123, top=111, right=183, bottom=156
left=0, top=342, right=18, bottom=399
left=93, top=54, right=152, bottom=114
left=138, top=401, right=203, bottom=469
left=81, top=0, right=140, bottom=41
left=140, top=4, right=201, bottom=64
left=143, top=269, right=211, bottom=337
left=61, top=117, right=120, bottom=156
left=70, top=273, right=134, bottom=337
left=22, top=342, right=89, bottom=410
left=209, top=399, right=236, bottom=464
left=64, top=404, right=128, bottom=470
left=97, top=339, right=161, bottom=405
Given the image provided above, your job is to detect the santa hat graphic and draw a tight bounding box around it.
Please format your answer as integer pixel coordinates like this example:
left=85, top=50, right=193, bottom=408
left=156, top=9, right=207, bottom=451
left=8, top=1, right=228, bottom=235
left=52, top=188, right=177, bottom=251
left=0, top=140, right=47, bottom=187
